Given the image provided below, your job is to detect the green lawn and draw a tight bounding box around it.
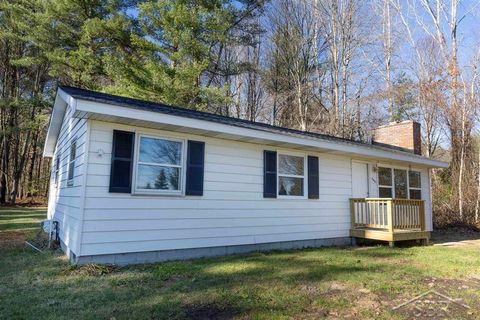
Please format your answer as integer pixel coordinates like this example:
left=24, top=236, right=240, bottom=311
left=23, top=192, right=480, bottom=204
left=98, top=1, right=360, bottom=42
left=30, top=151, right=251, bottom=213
left=1, top=207, right=479, bottom=319
left=0, top=209, right=47, bottom=231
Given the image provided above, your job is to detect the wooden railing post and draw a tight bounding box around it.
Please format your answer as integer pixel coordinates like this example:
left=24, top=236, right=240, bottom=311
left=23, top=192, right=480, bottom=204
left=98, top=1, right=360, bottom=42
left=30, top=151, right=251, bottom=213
left=387, top=199, right=394, bottom=233
left=419, top=201, right=426, bottom=231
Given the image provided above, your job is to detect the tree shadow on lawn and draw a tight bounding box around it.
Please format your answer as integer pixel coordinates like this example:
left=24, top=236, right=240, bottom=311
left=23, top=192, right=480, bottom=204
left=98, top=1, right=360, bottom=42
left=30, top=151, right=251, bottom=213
left=0, top=207, right=47, bottom=214
left=0, top=212, right=46, bottom=218
left=1, top=247, right=424, bottom=319
left=431, top=228, right=480, bottom=245
left=0, top=207, right=46, bottom=232
left=0, top=222, right=42, bottom=231
left=82, top=250, right=416, bottom=318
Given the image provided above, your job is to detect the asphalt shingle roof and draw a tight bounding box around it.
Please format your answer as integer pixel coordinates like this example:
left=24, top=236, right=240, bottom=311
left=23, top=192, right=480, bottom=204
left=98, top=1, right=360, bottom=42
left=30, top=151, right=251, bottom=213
left=59, top=86, right=420, bottom=156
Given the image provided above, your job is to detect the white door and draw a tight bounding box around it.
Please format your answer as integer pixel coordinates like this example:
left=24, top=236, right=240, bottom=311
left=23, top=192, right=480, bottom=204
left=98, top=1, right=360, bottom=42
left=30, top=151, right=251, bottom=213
left=352, top=162, right=369, bottom=198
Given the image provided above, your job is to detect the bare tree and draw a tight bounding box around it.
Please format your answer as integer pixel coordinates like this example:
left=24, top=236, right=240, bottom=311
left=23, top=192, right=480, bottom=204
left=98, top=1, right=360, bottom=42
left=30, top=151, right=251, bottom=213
left=309, top=0, right=363, bottom=136
left=265, top=0, right=326, bottom=131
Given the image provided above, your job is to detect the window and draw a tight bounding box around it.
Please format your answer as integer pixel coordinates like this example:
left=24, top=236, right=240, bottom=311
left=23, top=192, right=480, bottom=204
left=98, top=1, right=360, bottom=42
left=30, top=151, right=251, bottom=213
left=409, top=170, right=422, bottom=199
left=378, top=167, right=422, bottom=199
left=278, top=154, right=305, bottom=197
left=134, top=135, right=184, bottom=194
left=378, top=167, right=392, bottom=198
left=394, top=169, right=407, bottom=198
left=67, top=140, right=76, bottom=186
left=54, top=155, right=60, bottom=185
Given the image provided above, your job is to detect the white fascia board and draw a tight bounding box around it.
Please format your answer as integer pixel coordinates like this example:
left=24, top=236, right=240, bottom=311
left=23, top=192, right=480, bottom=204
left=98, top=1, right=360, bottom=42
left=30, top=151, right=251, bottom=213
left=75, top=99, right=449, bottom=168
left=42, top=89, right=73, bottom=157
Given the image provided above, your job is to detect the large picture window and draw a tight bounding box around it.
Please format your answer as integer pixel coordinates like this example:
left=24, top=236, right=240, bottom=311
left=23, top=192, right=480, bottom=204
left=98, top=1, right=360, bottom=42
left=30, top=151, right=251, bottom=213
left=278, top=154, right=305, bottom=197
left=378, top=167, right=422, bottom=199
left=134, top=135, right=184, bottom=194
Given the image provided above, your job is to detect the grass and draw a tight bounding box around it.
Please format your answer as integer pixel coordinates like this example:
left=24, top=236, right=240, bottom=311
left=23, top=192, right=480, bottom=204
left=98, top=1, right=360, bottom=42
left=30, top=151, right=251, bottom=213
left=0, top=207, right=46, bottom=231
left=1, top=207, right=479, bottom=319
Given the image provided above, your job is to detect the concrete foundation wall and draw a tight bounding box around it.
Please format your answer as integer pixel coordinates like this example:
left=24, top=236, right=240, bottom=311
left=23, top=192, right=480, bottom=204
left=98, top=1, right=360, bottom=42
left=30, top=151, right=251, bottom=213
left=74, top=237, right=353, bottom=266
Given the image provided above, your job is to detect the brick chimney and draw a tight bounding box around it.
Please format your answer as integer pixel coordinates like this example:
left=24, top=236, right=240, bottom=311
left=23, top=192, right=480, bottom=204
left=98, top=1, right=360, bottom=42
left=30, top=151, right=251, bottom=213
left=372, top=120, right=421, bottom=155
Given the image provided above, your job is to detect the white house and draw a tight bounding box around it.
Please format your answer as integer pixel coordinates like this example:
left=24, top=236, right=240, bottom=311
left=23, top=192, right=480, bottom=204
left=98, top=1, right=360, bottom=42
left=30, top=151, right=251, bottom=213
left=43, top=86, right=448, bottom=265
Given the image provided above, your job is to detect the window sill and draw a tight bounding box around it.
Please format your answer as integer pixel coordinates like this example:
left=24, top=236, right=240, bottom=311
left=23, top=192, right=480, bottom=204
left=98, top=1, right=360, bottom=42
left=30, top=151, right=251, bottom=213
left=132, top=191, right=184, bottom=197
left=277, top=195, right=308, bottom=200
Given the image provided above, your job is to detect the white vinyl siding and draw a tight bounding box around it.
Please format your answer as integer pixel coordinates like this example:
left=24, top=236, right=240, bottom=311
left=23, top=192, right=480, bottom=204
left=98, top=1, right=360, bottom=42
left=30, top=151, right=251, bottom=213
left=48, top=115, right=435, bottom=258
left=47, top=104, right=88, bottom=257
left=80, top=120, right=354, bottom=256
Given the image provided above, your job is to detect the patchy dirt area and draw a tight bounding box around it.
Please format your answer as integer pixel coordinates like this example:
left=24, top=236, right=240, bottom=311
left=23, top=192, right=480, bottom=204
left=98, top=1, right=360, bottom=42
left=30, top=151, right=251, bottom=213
left=295, top=278, right=480, bottom=320
left=63, top=263, right=118, bottom=276
left=0, top=230, right=29, bottom=249
left=393, top=290, right=475, bottom=319
left=431, top=228, right=480, bottom=248
left=183, top=302, right=243, bottom=320
left=392, top=277, right=480, bottom=320
left=295, top=281, right=385, bottom=319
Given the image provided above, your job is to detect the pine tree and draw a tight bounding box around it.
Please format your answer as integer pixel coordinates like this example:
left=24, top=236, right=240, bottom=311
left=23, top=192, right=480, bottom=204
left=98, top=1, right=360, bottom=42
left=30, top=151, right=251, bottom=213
left=30, top=0, right=134, bottom=89
left=105, top=0, right=235, bottom=110
left=154, top=170, right=169, bottom=189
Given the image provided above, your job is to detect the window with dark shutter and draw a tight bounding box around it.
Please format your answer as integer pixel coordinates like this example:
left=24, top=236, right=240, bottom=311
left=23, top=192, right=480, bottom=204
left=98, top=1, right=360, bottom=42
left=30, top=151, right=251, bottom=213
left=278, top=153, right=305, bottom=197
left=185, top=140, right=205, bottom=196
left=263, top=150, right=277, bottom=198
left=135, top=135, right=183, bottom=194
left=109, top=130, right=134, bottom=193
left=308, top=156, right=319, bottom=199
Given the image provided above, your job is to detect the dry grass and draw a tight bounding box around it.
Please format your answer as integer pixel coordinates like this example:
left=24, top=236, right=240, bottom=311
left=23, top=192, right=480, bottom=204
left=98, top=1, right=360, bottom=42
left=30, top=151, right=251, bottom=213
left=1, top=207, right=480, bottom=319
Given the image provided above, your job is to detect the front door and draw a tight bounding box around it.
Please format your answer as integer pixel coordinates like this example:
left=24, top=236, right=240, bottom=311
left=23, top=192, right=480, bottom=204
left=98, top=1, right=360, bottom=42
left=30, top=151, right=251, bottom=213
left=352, top=161, right=369, bottom=198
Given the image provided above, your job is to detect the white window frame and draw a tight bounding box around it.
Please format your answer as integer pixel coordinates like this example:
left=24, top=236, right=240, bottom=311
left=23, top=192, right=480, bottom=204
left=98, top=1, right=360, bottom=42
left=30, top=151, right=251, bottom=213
left=377, top=165, right=422, bottom=200
left=67, top=139, right=77, bottom=187
left=378, top=166, right=393, bottom=198
left=132, top=133, right=186, bottom=196
left=408, top=170, right=422, bottom=199
left=277, top=151, right=307, bottom=199
left=54, top=154, right=60, bottom=187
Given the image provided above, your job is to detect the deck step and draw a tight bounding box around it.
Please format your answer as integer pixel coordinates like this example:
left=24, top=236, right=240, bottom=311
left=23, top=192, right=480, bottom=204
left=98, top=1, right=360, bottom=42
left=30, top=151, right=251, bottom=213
left=351, top=228, right=430, bottom=242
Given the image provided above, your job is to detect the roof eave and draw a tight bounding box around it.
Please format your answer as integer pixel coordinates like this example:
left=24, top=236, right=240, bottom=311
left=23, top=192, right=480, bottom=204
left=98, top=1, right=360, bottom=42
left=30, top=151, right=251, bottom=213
left=74, top=98, right=449, bottom=169
left=43, top=89, right=75, bottom=158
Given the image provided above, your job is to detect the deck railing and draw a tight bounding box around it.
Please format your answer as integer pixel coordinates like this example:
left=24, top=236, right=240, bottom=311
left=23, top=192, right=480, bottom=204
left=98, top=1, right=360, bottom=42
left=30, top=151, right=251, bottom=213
left=350, top=198, right=425, bottom=231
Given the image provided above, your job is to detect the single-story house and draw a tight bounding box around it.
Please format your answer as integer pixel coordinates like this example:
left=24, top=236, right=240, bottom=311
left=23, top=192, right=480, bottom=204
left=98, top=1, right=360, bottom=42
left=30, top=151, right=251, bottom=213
left=43, top=86, right=448, bottom=265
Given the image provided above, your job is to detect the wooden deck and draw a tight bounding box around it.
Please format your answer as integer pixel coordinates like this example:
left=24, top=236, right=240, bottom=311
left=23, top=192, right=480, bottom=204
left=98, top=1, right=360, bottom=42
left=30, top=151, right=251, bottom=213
left=350, top=198, right=429, bottom=246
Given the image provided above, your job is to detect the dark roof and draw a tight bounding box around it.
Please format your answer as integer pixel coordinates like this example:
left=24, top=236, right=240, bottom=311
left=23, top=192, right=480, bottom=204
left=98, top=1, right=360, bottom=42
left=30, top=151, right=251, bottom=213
left=59, top=86, right=416, bottom=155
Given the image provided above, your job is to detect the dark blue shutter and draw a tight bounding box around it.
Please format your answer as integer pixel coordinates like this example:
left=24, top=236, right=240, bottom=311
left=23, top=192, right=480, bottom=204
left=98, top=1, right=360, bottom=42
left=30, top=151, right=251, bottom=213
left=186, top=140, right=205, bottom=196
left=308, top=156, right=319, bottom=199
left=109, top=130, right=134, bottom=193
left=264, top=150, right=277, bottom=198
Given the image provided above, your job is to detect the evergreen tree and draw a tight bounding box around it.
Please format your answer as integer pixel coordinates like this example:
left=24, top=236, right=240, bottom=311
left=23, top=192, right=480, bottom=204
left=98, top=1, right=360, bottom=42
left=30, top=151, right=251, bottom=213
left=391, top=72, right=416, bottom=122
left=106, top=0, right=239, bottom=110
left=154, top=170, right=169, bottom=189
left=30, top=0, right=134, bottom=89
left=0, top=0, right=51, bottom=203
